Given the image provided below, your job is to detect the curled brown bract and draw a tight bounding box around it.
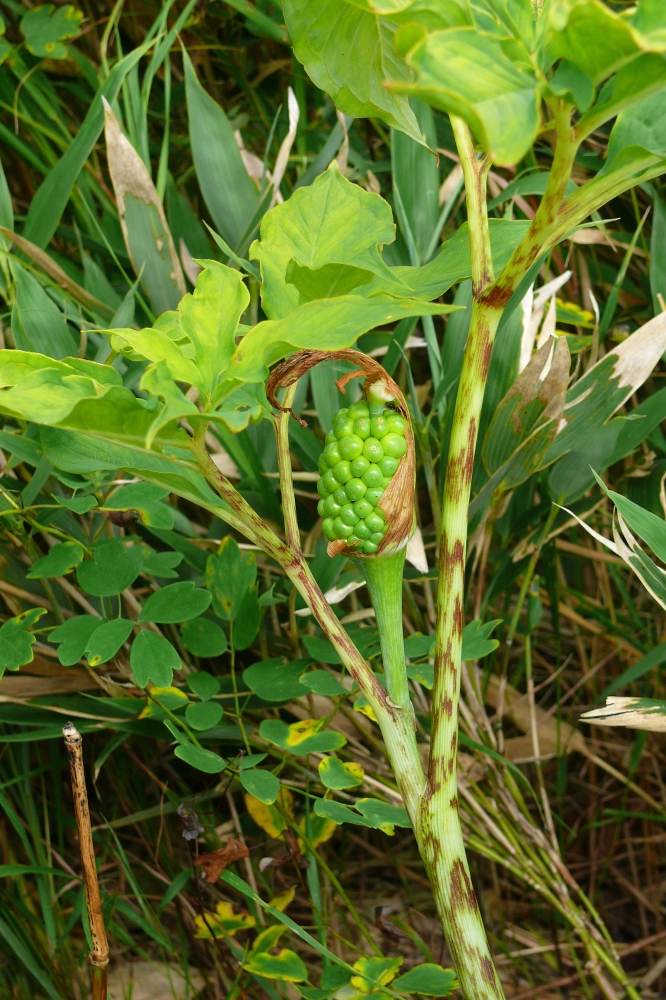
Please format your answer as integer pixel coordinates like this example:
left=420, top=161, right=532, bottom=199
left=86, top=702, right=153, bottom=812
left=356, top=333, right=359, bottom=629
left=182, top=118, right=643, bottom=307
left=267, top=350, right=415, bottom=559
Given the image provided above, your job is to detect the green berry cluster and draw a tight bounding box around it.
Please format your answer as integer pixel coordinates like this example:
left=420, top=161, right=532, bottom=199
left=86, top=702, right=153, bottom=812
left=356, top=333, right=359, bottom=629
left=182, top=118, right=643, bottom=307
left=317, top=397, right=408, bottom=555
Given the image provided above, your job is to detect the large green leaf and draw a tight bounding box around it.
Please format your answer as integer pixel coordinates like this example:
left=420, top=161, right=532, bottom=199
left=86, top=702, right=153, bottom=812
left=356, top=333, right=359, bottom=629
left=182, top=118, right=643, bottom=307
left=10, top=262, right=77, bottom=360
left=539, top=0, right=666, bottom=86
left=283, top=0, right=425, bottom=144
left=250, top=162, right=403, bottom=319
left=111, top=260, right=249, bottom=401
left=395, top=27, right=540, bottom=165
left=595, top=88, right=666, bottom=190
left=223, top=292, right=453, bottom=390
left=182, top=48, right=259, bottom=250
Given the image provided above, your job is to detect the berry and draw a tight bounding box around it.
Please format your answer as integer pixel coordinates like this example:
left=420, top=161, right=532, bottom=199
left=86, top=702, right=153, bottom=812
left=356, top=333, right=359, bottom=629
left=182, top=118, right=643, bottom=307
left=362, top=465, right=383, bottom=489
left=381, top=433, right=407, bottom=459
left=363, top=438, right=383, bottom=463
left=316, top=398, right=408, bottom=552
left=339, top=435, right=364, bottom=461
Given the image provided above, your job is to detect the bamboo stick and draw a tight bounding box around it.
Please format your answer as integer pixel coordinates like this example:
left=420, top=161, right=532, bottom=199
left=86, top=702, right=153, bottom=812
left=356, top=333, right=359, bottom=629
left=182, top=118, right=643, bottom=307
left=63, top=723, right=109, bottom=1000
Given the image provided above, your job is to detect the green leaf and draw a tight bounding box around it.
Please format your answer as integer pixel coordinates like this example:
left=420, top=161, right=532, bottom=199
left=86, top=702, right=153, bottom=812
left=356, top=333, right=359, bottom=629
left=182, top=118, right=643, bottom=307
left=243, top=658, right=309, bottom=702
left=250, top=162, right=404, bottom=319
left=392, top=99, right=439, bottom=262
left=141, top=548, right=184, bottom=580
left=50, top=614, right=102, bottom=666
left=76, top=538, right=143, bottom=597
left=461, top=618, right=502, bottom=661
left=23, top=39, right=155, bottom=248
left=352, top=956, right=402, bottom=991
left=85, top=618, right=135, bottom=666
left=539, top=0, right=662, bottom=86
left=240, top=768, right=281, bottom=804
left=0, top=609, right=47, bottom=677
left=651, top=195, right=666, bottom=315
left=234, top=588, right=263, bottom=652
left=226, top=293, right=452, bottom=389
left=20, top=4, right=83, bottom=59
left=300, top=670, right=347, bottom=697
left=180, top=619, right=227, bottom=658
left=103, top=482, right=174, bottom=530
left=354, top=798, right=411, bottom=834
left=244, top=947, right=308, bottom=983
left=10, top=262, right=77, bottom=359
left=185, top=701, right=224, bottom=731
left=179, top=261, right=250, bottom=398
left=55, top=494, right=98, bottom=514
left=173, top=740, right=228, bottom=773
left=598, top=642, right=666, bottom=703
left=130, top=631, right=181, bottom=688
left=283, top=0, right=426, bottom=145
left=26, top=541, right=84, bottom=579
left=183, top=48, right=259, bottom=250
left=206, top=536, right=257, bottom=620
left=302, top=635, right=342, bottom=664
left=186, top=670, right=222, bottom=701
left=318, top=756, right=364, bottom=789
left=599, top=481, right=666, bottom=564
left=596, top=89, right=666, bottom=182
left=139, top=581, right=212, bottom=624
left=313, top=796, right=410, bottom=835
left=260, top=718, right=347, bottom=755
left=393, top=964, right=459, bottom=996
left=396, top=27, right=540, bottom=165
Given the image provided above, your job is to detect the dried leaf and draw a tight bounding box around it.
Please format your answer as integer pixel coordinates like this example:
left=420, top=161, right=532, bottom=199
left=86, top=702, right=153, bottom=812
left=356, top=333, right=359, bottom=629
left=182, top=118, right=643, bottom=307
left=195, top=837, right=249, bottom=882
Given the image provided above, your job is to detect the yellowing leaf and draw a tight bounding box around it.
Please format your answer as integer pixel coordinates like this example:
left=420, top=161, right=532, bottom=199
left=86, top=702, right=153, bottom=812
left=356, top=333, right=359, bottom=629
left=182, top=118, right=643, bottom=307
left=245, top=786, right=294, bottom=839
left=351, top=956, right=403, bottom=992
left=138, top=686, right=189, bottom=718
left=353, top=695, right=377, bottom=722
left=298, top=813, right=338, bottom=850
left=269, top=885, right=296, bottom=912
left=194, top=900, right=255, bottom=938
left=243, top=947, right=307, bottom=982
left=286, top=718, right=321, bottom=746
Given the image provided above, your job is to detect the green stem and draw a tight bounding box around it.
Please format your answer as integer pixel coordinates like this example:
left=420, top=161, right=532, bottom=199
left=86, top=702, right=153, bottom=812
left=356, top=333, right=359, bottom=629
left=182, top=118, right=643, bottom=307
left=353, top=549, right=412, bottom=715
left=192, top=428, right=427, bottom=821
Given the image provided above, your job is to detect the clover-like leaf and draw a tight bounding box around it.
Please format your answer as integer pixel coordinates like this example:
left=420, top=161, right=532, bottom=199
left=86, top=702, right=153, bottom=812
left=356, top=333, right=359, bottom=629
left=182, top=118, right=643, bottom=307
left=0, top=608, right=47, bottom=677
left=130, top=631, right=181, bottom=688
left=139, top=581, right=212, bottom=624
left=318, top=756, right=364, bottom=790
left=185, top=701, right=223, bottom=731
left=21, top=4, right=83, bottom=59
left=85, top=618, right=134, bottom=666
left=239, top=768, right=281, bottom=804
left=186, top=670, right=222, bottom=701
left=27, top=541, right=84, bottom=579
left=76, top=539, right=143, bottom=597
left=393, top=963, right=459, bottom=997
left=260, top=718, right=346, bottom=755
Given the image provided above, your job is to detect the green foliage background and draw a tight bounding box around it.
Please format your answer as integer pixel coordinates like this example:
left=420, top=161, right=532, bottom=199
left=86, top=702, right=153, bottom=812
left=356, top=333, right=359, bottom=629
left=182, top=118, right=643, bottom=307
left=0, top=1, right=666, bottom=998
